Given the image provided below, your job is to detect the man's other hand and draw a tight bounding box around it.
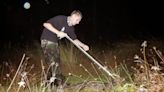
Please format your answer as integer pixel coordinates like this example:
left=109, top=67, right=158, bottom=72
left=82, top=45, right=89, bottom=51
left=57, top=32, right=68, bottom=39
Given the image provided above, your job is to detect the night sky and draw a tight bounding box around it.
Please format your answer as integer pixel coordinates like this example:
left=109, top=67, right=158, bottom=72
left=0, top=0, right=163, bottom=45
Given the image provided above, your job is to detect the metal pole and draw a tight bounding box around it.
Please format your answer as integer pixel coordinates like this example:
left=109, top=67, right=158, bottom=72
left=65, top=35, right=116, bottom=79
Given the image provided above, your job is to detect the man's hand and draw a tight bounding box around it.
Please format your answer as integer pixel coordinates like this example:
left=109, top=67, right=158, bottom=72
left=73, top=39, right=89, bottom=51
left=57, top=31, right=68, bottom=39
left=82, top=45, right=89, bottom=51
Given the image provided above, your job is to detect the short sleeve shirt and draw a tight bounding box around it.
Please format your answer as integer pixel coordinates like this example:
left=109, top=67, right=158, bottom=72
left=41, top=15, right=77, bottom=43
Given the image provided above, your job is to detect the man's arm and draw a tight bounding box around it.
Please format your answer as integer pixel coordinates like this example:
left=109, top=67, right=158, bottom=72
left=43, top=22, right=67, bottom=39
left=73, top=39, right=89, bottom=51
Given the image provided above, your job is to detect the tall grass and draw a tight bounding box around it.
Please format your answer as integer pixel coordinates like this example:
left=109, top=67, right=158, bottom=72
left=0, top=40, right=164, bottom=91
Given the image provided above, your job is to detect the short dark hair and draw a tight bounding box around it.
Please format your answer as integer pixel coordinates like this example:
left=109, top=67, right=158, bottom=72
left=71, top=10, right=82, bottom=18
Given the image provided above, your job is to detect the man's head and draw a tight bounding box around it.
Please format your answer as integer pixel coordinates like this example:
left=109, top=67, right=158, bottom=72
left=68, top=10, right=82, bottom=26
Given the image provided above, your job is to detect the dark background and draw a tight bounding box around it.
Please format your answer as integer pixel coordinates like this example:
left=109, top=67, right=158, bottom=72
left=0, top=0, right=163, bottom=86
left=0, top=0, right=163, bottom=45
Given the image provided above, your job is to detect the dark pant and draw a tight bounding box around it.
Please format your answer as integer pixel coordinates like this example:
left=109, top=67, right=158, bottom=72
left=41, top=39, right=64, bottom=86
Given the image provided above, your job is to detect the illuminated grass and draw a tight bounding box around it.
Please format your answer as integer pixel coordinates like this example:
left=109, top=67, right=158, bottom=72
left=1, top=40, right=164, bottom=91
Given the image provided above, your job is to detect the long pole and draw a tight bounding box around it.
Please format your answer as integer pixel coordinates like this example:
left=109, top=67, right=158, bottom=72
left=65, top=36, right=116, bottom=79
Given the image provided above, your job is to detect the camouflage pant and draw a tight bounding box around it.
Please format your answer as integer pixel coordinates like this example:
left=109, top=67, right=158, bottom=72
left=41, top=39, right=64, bottom=86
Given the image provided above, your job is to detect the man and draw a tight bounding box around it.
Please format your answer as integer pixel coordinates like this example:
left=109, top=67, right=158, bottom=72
left=40, top=10, right=89, bottom=86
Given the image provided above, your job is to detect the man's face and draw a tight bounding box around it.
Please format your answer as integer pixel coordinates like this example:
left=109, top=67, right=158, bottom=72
left=71, top=14, right=82, bottom=26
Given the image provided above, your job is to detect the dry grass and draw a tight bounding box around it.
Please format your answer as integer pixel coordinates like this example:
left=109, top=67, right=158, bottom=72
left=0, top=40, right=164, bottom=92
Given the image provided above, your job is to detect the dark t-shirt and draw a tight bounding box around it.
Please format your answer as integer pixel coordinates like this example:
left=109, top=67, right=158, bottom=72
left=40, top=15, right=77, bottom=43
